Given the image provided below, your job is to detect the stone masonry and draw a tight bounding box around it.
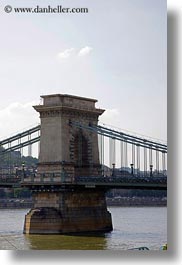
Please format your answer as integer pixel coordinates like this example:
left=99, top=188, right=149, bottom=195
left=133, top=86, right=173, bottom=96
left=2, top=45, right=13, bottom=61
left=23, top=94, right=113, bottom=234
left=34, top=94, right=105, bottom=180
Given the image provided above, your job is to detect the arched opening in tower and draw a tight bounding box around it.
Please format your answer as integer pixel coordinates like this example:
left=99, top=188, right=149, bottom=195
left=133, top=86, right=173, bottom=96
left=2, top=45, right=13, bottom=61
left=74, top=130, right=90, bottom=176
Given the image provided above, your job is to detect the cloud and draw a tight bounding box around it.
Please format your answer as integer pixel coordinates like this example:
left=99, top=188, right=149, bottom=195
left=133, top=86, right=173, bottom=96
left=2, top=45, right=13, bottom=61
left=0, top=101, right=39, bottom=140
left=57, top=46, right=93, bottom=60
left=78, top=46, right=93, bottom=57
left=57, top=48, right=75, bottom=59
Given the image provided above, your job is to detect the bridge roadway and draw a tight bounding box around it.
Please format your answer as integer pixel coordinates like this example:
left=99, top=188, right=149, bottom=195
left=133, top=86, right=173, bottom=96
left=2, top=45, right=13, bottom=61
left=0, top=174, right=167, bottom=190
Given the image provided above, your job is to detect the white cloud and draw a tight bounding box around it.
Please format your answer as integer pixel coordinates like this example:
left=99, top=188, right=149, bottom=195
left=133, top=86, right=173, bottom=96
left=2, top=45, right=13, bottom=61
left=57, top=46, right=93, bottom=60
left=0, top=101, right=39, bottom=140
left=57, top=48, right=75, bottom=59
left=78, top=46, right=93, bottom=57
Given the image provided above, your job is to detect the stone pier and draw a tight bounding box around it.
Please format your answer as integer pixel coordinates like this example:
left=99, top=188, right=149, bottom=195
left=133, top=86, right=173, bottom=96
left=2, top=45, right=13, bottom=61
left=23, top=94, right=113, bottom=234
left=24, top=190, right=112, bottom=234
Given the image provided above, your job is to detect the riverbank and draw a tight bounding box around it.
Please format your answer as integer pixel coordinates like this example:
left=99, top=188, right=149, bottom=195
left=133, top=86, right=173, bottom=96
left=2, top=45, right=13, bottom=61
left=106, top=197, right=167, bottom=207
left=0, top=197, right=167, bottom=208
left=0, top=198, right=32, bottom=208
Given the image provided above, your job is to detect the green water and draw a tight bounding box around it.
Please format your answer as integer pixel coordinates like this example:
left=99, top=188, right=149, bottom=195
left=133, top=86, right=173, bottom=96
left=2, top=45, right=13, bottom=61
left=0, top=207, right=167, bottom=250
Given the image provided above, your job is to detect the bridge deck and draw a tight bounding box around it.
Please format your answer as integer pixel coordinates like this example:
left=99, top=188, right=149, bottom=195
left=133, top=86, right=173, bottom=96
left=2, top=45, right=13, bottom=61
left=0, top=175, right=167, bottom=190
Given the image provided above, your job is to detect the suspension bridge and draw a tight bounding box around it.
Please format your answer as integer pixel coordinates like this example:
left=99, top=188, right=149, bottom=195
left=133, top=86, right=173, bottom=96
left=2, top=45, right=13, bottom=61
left=0, top=121, right=167, bottom=190
left=0, top=94, right=167, bottom=234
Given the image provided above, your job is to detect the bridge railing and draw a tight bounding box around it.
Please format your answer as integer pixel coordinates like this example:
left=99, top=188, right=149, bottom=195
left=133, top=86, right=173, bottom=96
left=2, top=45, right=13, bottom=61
left=0, top=174, right=21, bottom=184
left=18, top=172, right=167, bottom=185
left=75, top=175, right=167, bottom=185
left=0, top=170, right=167, bottom=188
left=0, top=171, right=167, bottom=185
left=20, top=172, right=70, bottom=184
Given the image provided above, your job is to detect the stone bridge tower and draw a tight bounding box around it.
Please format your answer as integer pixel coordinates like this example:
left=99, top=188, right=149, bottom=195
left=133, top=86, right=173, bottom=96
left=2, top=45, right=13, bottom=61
left=34, top=94, right=104, bottom=179
left=24, top=94, right=113, bottom=234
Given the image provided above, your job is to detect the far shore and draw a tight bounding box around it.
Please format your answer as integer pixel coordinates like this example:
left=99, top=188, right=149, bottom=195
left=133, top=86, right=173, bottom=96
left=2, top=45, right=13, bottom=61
left=0, top=197, right=167, bottom=209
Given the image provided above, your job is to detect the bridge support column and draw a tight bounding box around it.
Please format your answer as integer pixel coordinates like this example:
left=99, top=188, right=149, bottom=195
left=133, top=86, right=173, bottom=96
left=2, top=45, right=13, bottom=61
left=23, top=189, right=112, bottom=234
left=24, top=94, right=112, bottom=235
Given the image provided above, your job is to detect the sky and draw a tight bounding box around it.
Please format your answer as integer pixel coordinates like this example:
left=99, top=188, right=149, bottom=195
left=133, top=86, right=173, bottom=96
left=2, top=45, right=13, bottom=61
left=0, top=0, right=167, bottom=142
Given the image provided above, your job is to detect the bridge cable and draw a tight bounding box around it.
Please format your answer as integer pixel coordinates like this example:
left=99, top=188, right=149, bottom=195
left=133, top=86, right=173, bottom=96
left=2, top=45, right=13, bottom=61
left=132, top=142, right=135, bottom=170
left=144, top=147, right=147, bottom=176
left=120, top=141, right=124, bottom=169
left=137, top=145, right=140, bottom=174
left=156, top=149, right=159, bottom=175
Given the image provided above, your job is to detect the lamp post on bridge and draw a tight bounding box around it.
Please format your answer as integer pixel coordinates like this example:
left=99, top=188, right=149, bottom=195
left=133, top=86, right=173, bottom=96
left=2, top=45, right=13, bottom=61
left=60, top=161, right=66, bottom=183
left=130, top=163, right=134, bottom=175
left=15, top=166, right=18, bottom=178
left=112, top=163, right=115, bottom=177
left=22, top=162, right=25, bottom=181
left=150, top=164, right=153, bottom=177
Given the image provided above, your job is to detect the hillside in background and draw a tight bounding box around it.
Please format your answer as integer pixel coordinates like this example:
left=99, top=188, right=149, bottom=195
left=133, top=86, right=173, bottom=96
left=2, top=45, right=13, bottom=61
left=0, top=146, right=38, bottom=168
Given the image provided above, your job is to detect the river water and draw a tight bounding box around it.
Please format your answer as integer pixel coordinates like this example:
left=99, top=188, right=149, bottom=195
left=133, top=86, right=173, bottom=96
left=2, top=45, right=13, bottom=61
left=0, top=207, right=167, bottom=250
